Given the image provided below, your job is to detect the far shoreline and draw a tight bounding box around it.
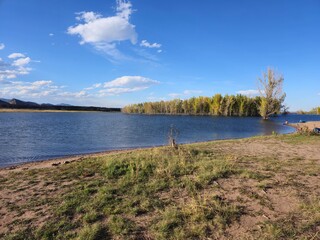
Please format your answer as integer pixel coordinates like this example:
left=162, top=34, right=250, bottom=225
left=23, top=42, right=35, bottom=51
left=0, top=109, right=121, bottom=113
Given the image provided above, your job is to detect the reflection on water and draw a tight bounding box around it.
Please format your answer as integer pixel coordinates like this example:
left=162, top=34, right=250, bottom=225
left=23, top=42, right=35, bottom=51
left=0, top=112, right=319, bottom=167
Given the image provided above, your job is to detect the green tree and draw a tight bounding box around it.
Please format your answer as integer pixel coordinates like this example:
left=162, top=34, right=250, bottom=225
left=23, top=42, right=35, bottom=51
left=211, top=94, right=222, bottom=115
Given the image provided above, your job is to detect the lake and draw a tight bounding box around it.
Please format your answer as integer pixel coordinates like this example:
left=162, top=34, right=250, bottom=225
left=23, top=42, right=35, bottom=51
left=0, top=112, right=319, bottom=167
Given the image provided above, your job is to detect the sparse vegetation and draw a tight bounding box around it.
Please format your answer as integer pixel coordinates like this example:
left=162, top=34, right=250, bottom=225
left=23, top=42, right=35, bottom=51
left=0, top=134, right=319, bottom=239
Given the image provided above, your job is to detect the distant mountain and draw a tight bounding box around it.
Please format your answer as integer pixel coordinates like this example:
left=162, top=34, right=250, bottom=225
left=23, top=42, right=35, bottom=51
left=0, top=98, right=10, bottom=103
left=9, top=98, right=39, bottom=107
left=41, top=103, right=54, bottom=107
left=0, top=100, right=10, bottom=107
left=57, top=103, right=73, bottom=106
left=0, top=98, right=121, bottom=112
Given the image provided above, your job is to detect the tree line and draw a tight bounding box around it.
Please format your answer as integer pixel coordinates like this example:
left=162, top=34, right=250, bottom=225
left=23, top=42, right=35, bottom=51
left=122, top=94, right=264, bottom=116
left=122, top=68, right=286, bottom=119
left=297, top=107, right=320, bottom=115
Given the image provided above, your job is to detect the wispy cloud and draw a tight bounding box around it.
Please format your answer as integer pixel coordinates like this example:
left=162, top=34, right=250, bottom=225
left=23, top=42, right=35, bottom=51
left=12, top=57, right=31, bottom=67
left=169, top=89, right=203, bottom=99
left=0, top=80, right=59, bottom=98
left=86, top=76, right=159, bottom=96
left=0, top=75, right=159, bottom=106
left=0, top=53, right=33, bottom=81
left=8, top=53, right=25, bottom=59
left=103, top=76, right=159, bottom=88
left=236, top=89, right=261, bottom=96
left=0, top=79, right=92, bottom=100
left=183, top=90, right=202, bottom=95
left=140, top=40, right=161, bottom=49
left=0, top=43, right=5, bottom=50
left=168, top=93, right=181, bottom=98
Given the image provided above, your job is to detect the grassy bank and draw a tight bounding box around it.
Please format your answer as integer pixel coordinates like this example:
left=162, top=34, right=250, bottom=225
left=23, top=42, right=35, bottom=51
left=0, top=134, right=319, bottom=239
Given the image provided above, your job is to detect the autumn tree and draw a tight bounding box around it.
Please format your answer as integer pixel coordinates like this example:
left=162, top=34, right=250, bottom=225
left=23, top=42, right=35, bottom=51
left=258, top=68, right=286, bottom=120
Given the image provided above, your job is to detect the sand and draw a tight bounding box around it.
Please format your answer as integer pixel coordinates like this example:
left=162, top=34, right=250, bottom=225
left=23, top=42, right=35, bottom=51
left=288, top=121, right=320, bottom=131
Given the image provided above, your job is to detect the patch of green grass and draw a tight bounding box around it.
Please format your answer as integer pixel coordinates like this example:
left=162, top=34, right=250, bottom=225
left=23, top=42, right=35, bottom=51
left=78, top=223, right=108, bottom=240
left=151, top=194, right=243, bottom=240
left=1, top=228, right=36, bottom=240
left=108, top=215, right=136, bottom=236
left=240, top=169, right=272, bottom=181
left=278, top=133, right=320, bottom=145
left=257, top=180, right=273, bottom=191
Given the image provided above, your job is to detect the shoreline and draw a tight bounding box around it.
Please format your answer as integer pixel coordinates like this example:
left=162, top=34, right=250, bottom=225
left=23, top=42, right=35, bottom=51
left=0, top=147, right=146, bottom=172
left=0, top=134, right=292, bottom=172
left=1, top=121, right=318, bottom=172
left=0, top=109, right=120, bottom=113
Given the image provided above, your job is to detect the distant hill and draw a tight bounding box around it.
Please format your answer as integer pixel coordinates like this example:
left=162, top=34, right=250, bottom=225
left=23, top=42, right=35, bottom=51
left=0, top=100, right=10, bottom=107
left=9, top=98, right=40, bottom=107
left=0, top=98, right=10, bottom=103
left=57, top=103, right=73, bottom=107
left=0, top=98, right=121, bottom=112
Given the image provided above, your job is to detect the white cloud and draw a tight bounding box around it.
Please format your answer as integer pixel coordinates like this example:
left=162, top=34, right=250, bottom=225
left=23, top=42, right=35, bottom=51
left=147, top=96, right=166, bottom=101
left=84, top=76, right=159, bottom=96
left=168, top=89, right=203, bottom=99
left=59, top=90, right=88, bottom=98
left=32, top=80, right=53, bottom=87
left=140, top=40, right=161, bottom=48
left=8, top=53, right=26, bottom=59
left=99, top=76, right=159, bottom=95
left=168, top=93, right=181, bottom=98
left=0, top=80, right=59, bottom=98
left=12, top=57, right=31, bottom=67
left=0, top=53, right=33, bottom=81
left=183, top=90, right=202, bottom=95
left=49, top=33, right=54, bottom=37
left=104, top=76, right=159, bottom=88
left=99, top=87, right=145, bottom=95
left=67, top=0, right=137, bottom=60
left=0, top=43, right=4, bottom=50
left=157, top=50, right=162, bottom=53
left=0, top=75, right=159, bottom=106
left=84, top=83, right=102, bottom=90
left=0, top=79, right=91, bottom=100
left=116, top=0, right=133, bottom=20
left=236, top=89, right=261, bottom=96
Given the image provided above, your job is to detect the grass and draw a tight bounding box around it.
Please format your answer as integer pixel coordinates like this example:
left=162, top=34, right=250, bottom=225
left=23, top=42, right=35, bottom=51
left=0, top=133, right=319, bottom=239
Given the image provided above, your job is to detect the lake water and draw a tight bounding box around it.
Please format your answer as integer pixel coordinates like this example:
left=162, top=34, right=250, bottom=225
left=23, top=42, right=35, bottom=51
left=0, top=112, right=319, bottom=167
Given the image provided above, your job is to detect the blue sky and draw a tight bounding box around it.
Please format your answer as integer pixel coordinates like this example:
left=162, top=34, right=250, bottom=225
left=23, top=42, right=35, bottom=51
left=0, top=0, right=319, bottom=110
